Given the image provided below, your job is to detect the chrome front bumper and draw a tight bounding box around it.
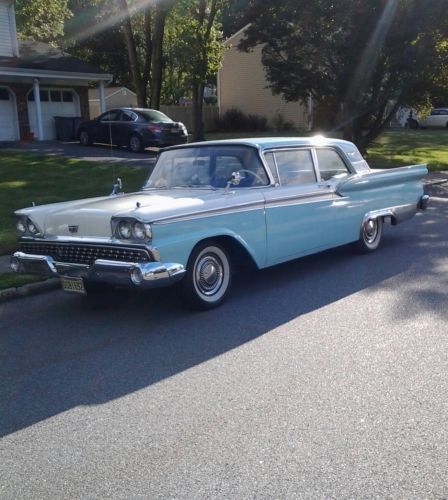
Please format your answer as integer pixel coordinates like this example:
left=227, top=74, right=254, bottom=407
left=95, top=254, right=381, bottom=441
left=11, top=252, right=186, bottom=289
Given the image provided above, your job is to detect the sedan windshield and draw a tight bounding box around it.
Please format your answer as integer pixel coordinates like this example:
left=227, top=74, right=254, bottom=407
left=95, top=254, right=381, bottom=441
left=139, top=110, right=173, bottom=123
left=144, top=145, right=270, bottom=189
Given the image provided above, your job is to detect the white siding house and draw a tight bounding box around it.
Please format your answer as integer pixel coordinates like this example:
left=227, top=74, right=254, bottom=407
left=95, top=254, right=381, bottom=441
left=0, top=0, right=112, bottom=141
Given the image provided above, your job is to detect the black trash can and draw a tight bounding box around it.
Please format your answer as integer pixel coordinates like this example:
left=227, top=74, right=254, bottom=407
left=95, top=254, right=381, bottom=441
left=54, top=116, right=83, bottom=141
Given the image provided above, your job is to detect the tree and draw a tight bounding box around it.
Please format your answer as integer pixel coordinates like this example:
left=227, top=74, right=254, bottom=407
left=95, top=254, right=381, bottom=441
left=240, top=0, right=448, bottom=150
left=174, top=0, right=226, bottom=141
left=15, top=0, right=72, bottom=43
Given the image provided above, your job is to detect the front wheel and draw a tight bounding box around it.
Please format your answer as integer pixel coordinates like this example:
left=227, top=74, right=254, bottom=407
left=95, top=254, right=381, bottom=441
left=181, top=242, right=232, bottom=310
left=351, top=217, right=383, bottom=253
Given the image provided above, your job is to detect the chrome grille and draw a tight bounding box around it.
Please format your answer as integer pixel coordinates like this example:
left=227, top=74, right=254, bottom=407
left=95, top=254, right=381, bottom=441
left=20, top=242, right=152, bottom=266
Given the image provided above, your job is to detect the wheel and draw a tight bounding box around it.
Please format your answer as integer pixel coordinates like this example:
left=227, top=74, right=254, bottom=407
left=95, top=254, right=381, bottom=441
left=79, top=129, right=92, bottom=145
left=129, top=134, right=143, bottom=153
left=352, top=217, right=383, bottom=253
left=181, top=241, right=232, bottom=310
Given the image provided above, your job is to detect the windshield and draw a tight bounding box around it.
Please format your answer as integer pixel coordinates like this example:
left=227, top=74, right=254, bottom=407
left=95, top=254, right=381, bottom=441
left=144, top=145, right=270, bottom=189
left=139, top=110, right=173, bottom=123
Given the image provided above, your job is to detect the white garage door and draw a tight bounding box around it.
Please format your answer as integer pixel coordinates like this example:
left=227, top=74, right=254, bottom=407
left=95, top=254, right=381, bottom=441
left=28, top=89, right=79, bottom=140
left=0, top=88, right=19, bottom=141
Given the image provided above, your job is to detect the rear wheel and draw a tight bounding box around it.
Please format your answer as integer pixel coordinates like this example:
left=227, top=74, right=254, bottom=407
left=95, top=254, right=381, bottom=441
left=129, top=134, right=143, bottom=153
left=79, top=129, right=92, bottom=146
left=181, top=241, right=232, bottom=310
left=352, top=217, right=383, bottom=253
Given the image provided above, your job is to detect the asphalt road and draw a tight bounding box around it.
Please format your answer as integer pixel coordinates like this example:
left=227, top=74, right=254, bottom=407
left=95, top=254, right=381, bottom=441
left=1, top=189, right=447, bottom=499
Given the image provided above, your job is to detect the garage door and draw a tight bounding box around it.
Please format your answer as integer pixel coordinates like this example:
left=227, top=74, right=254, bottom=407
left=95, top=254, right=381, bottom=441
left=0, top=88, right=19, bottom=141
left=28, top=89, right=79, bottom=140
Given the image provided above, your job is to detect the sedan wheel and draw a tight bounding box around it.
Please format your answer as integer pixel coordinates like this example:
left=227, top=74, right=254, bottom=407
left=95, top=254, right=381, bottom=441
left=129, top=135, right=143, bottom=153
left=182, top=242, right=232, bottom=310
left=79, top=130, right=91, bottom=146
left=352, top=217, right=383, bottom=253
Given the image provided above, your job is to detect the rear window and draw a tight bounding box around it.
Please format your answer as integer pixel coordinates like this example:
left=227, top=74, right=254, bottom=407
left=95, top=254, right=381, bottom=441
left=139, top=110, right=172, bottom=123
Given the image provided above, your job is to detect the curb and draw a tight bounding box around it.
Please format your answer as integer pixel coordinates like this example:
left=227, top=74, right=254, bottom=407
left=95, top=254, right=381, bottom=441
left=0, top=278, right=60, bottom=303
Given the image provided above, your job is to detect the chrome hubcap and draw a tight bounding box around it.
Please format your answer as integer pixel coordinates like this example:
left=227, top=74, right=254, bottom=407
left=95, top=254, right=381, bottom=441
left=363, top=219, right=378, bottom=244
left=195, top=254, right=223, bottom=296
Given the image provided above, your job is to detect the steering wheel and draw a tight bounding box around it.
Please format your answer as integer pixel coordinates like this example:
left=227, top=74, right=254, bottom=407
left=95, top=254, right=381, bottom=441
left=236, top=169, right=266, bottom=186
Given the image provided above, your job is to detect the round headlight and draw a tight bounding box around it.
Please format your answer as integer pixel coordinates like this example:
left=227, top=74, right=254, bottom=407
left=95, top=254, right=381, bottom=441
left=132, top=221, right=146, bottom=240
left=144, top=223, right=152, bottom=240
left=27, top=218, right=38, bottom=234
left=16, top=219, right=26, bottom=234
left=118, top=220, right=132, bottom=239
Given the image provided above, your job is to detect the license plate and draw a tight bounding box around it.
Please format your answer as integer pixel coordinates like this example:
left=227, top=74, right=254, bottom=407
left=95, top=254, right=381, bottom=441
left=60, top=276, right=86, bottom=295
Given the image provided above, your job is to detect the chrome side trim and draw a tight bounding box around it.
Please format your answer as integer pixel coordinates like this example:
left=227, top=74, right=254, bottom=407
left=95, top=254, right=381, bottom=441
left=152, top=190, right=336, bottom=225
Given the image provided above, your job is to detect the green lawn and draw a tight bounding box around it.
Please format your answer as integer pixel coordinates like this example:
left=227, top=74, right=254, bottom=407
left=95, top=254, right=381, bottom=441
left=366, top=129, right=448, bottom=171
left=0, top=152, right=147, bottom=255
left=0, top=272, right=46, bottom=291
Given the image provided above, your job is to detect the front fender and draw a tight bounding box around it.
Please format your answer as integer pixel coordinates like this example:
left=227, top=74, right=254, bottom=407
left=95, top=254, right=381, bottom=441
left=151, top=210, right=267, bottom=269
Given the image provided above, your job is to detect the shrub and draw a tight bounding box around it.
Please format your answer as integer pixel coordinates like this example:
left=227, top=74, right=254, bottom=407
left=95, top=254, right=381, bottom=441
left=217, top=108, right=270, bottom=132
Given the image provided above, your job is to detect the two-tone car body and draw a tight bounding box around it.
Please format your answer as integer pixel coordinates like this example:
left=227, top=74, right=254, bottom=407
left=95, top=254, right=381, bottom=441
left=11, top=137, right=429, bottom=309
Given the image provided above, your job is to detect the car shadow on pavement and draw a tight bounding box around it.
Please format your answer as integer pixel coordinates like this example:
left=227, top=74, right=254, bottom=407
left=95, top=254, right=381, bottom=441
left=0, top=195, right=447, bottom=437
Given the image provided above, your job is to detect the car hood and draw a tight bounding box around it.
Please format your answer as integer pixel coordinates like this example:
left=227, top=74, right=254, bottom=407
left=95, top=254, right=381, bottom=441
left=16, top=189, right=264, bottom=238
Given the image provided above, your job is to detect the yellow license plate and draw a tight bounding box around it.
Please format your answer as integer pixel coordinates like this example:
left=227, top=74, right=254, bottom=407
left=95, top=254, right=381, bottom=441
left=60, top=276, right=86, bottom=295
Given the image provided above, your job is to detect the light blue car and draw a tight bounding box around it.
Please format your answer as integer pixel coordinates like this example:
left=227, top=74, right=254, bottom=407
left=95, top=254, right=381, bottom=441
left=11, top=137, right=429, bottom=309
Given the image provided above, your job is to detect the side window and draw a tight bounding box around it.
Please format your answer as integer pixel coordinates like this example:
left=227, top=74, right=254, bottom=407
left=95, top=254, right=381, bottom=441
left=316, top=148, right=350, bottom=181
left=264, top=152, right=279, bottom=184
left=120, top=111, right=135, bottom=122
left=100, top=110, right=120, bottom=122
left=275, top=149, right=316, bottom=186
left=214, top=155, right=269, bottom=187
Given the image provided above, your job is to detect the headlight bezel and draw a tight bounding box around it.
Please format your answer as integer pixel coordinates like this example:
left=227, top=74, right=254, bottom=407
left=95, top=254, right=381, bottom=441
left=114, top=218, right=152, bottom=243
left=16, top=216, right=42, bottom=237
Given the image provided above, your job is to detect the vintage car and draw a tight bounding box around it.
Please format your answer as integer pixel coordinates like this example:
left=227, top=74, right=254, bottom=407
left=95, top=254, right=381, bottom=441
left=11, top=137, right=429, bottom=309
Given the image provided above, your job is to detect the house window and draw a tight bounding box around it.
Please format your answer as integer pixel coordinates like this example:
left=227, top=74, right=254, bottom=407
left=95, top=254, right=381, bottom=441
left=40, top=91, right=49, bottom=102
left=0, top=88, right=10, bottom=100
left=62, top=91, right=73, bottom=102
left=50, top=91, right=62, bottom=102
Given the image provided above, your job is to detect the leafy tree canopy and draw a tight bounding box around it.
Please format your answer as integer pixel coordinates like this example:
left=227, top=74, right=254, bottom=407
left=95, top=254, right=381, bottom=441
left=241, top=0, right=448, bottom=149
left=15, top=0, right=72, bottom=43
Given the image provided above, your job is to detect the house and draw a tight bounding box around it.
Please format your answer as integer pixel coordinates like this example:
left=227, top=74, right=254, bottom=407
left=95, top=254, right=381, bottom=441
left=88, top=86, right=137, bottom=118
left=218, top=25, right=311, bottom=131
left=0, top=0, right=111, bottom=141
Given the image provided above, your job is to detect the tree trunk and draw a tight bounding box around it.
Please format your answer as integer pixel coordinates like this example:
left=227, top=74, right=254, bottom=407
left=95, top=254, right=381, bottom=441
left=116, top=0, right=147, bottom=106
left=150, top=7, right=168, bottom=109
left=192, top=82, right=205, bottom=141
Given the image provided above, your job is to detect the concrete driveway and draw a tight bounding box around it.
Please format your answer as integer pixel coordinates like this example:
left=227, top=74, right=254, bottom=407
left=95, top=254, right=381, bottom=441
left=0, top=140, right=158, bottom=169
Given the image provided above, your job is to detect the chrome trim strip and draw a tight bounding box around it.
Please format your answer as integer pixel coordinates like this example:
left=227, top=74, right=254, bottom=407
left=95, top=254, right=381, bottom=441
left=152, top=189, right=336, bottom=225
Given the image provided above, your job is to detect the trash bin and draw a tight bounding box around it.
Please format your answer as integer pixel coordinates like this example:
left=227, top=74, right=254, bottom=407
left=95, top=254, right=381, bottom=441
left=54, top=116, right=83, bottom=141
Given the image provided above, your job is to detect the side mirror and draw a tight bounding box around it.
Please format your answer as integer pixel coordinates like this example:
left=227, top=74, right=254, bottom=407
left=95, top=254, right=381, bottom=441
left=110, top=177, right=122, bottom=196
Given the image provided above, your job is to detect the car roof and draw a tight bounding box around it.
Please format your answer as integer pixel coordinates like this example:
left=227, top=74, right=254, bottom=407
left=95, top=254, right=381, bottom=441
left=165, top=136, right=356, bottom=152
